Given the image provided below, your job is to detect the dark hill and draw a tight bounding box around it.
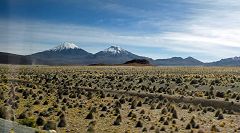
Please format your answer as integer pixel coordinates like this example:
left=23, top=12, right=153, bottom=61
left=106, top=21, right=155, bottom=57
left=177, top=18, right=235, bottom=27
left=124, top=59, right=150, bottom=65
left=0, top=52, right=45, bottom=65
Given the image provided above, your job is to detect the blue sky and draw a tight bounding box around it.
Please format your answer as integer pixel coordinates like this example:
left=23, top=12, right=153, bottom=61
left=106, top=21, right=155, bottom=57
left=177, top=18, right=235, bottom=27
left=1, top=0, right=240, bottom=62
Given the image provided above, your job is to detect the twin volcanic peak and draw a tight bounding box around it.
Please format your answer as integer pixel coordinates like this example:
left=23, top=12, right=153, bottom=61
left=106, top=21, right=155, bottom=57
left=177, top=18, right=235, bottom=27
left=29, top=42, right=147, bottom=65
left=48, top=42, right=129, bottom=55
left=48, top=43, right=130, bottom=55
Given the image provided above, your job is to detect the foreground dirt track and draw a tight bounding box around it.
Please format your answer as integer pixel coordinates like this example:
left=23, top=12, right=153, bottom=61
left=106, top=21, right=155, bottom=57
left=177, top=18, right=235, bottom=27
left=82, top=87, right=240, bottom=113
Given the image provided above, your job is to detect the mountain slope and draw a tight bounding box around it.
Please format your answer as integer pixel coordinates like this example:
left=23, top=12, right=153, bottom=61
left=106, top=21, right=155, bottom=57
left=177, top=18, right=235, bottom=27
left=0, top=52, right=46, bottom=65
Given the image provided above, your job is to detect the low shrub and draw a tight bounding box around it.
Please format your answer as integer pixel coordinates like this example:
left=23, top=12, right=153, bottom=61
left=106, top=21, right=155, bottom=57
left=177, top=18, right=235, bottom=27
left=19, top=118, right=36, bottom=128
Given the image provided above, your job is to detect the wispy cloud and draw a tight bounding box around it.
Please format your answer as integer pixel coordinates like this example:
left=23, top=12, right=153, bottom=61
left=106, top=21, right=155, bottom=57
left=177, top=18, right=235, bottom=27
left=1, top=18, right=240, bottom=62
left=1, top=0, right=240, bottom=62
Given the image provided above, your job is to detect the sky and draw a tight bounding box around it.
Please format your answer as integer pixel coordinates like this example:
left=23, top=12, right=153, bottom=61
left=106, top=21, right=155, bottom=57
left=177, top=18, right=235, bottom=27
left=1, top=0, right=240, bottom=62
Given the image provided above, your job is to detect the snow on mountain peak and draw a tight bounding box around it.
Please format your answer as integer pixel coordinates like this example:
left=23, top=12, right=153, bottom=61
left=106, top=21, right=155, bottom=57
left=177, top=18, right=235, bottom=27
left=231, top=56, right=240, bottom=60
left=50, top=42, right=79, bottom=51
left=103, top=46, right=126, bottom=54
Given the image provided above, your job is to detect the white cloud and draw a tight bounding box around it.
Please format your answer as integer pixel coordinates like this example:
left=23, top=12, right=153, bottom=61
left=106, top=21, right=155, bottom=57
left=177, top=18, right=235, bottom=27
left=1, top=18, right=240, bottom=62
left=1, top=0, right=240, bottom=62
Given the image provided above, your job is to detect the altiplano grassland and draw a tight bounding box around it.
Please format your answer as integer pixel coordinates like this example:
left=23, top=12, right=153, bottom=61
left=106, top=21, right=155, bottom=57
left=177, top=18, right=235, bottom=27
left=1, top=65, right=240, bottom=132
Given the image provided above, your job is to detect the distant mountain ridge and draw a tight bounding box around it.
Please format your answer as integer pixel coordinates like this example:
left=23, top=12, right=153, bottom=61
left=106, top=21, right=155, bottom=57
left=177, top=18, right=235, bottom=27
left=153, top=57, right=203, bottom=66
left=206, top=56, right=240, bottom=66
left=0, top=42, right=240, bottom=66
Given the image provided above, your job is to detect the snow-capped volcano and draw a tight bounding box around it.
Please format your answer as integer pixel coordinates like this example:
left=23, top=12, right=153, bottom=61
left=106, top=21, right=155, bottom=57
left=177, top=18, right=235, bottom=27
left=50, top=42, right=79, bottom=51
left=30, top=42, right=92, bottom=65
left=103, top=46, right=127, bottom=54
left=93, top=45, right=148, bottom=64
